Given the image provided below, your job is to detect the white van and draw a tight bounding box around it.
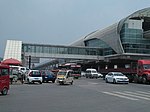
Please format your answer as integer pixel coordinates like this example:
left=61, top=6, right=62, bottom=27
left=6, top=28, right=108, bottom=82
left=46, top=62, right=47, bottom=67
left=18, top=67, right=30, bottom=74
left=10, top=65, right=29, bottom=75
left=10, top=66, right=30, bottom=81
left=86, top=68, right=98, bottom=78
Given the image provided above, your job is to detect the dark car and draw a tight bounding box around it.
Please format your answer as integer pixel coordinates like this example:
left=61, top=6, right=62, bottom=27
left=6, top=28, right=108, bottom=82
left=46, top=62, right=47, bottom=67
left=41, top=71, right=56, bottom=83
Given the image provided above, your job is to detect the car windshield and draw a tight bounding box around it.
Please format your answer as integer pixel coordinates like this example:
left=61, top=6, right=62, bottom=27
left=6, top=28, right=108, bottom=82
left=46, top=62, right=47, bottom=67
left=143, top=64, right=150, bottom=69
left=57, top=71, right=67, bottom=76
left=46, top=71, right=54, bottom=76
left=73, top=71, right=80, bottom=74
left=92, top=71, right=97, bottom=73
left=113, top=73, right=124, bottom=76
left=31, top=71, right=41, bottom=77
left=12, top=69, right=19, bottom=75
left=21, top=68, right=25, bottom=70
left=86, top=71, right=91, bottom=73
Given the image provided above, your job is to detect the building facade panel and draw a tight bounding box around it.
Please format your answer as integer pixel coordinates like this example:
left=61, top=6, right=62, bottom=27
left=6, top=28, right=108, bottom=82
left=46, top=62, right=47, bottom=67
left=3, top=40, right=22, bottom=61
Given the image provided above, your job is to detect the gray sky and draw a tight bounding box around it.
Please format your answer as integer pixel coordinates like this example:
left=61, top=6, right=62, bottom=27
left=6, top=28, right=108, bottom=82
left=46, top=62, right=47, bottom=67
left=0, top=0, right=150, bottom=57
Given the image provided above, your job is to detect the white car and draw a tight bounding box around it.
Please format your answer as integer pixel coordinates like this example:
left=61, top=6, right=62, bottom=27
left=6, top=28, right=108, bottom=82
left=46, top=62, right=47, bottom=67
left=81, top=71, right=86, bottom=77
left=105, top=72, right=129, bottom=84
left=25, top=70, right=42, bottom=84
left=18, top=66, right=30, bottom=75
left=98, top=72, right=103, bottom=78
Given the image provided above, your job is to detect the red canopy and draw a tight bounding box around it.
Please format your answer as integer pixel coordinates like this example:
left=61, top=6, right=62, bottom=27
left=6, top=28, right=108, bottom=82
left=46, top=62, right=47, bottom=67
left=2, top=58, right=22, bottom=66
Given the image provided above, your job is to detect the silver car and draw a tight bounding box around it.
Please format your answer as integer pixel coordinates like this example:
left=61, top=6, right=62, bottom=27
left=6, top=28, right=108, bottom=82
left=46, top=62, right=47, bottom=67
left=105, top=72, right=129, bottom=84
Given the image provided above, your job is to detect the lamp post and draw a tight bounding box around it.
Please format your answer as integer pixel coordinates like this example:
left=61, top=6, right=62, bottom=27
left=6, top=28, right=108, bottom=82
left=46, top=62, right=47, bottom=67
left=28, top=47, right=31, bottom=69
left=29, top=55, right=31, bottom=69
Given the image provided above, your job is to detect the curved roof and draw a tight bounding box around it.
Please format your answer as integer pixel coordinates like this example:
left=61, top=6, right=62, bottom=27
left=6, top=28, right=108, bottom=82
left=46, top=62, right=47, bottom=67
left=118, top=7, right=150, bottom=33
left=84, top=23, right=124, bottom=54
left=71, top=7, right=150, bottom=54
left=71, top=22, right=123, bottom=54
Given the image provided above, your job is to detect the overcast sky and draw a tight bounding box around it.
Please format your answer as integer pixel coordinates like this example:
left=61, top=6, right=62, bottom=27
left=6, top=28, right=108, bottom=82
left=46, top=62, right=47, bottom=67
left=0, top=0, right=150, bottom=57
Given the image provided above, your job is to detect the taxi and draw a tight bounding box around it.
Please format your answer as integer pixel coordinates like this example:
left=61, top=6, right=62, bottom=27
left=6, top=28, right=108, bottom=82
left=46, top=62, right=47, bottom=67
left=56, top=70, right=74, bottom=85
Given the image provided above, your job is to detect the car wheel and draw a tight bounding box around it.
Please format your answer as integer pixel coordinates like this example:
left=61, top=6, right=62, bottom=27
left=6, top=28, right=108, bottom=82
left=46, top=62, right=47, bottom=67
left=113, top=79, right=116, bottom=84
left=105, top=78, right=108, bottom=83
left=1, top=87, right=8, bottom=95
left=27, top=79, right=30, bottom=84
left=142, top=76, right=147, bottom=84
left=70, top=81, right=73, bottom=85
left=39, top=81, right=42, bottom=84
left=52, top=80, right=55, bottom=83
left=59, top=82, right=63, bottom=85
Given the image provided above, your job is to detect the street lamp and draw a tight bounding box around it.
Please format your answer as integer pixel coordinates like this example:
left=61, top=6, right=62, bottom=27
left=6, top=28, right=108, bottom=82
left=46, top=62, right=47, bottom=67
left=29, top=55, right=31, bottom=69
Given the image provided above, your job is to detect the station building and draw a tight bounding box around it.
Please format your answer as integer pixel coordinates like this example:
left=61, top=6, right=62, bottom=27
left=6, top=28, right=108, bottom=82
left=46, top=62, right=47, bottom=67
left=71, top=7, right=150, bottom=60
left=71, top=7, right=150, bottom=71
left=3, top=7, right=150, bottom=70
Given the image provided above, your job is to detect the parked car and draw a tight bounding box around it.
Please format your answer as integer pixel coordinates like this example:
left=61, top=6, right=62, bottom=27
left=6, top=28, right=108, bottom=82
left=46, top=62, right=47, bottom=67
left=56, top=70, right=74, bottom=85
left=18, top=66, right=30, bottom=74
left=25, top=70, right=42, bottom=84
left=81, top=71, right=86, bottom=77
left=105, top=72, right=129, bottom=84
left=97, top=72, right=103, bottom=78
left=10, top=65, right=30, bottom=75
left=41, top=71, right=56, bottom=83
left=86, top=68, right=98, bottom=78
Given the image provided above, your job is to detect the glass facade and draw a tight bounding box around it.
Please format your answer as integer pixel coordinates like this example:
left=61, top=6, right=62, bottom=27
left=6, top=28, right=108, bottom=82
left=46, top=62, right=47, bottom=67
left=22, top=44, right=103, bottom=56
left=120, top=23, right=150, bottom=54
left=84, top=39, right=116, bottom=56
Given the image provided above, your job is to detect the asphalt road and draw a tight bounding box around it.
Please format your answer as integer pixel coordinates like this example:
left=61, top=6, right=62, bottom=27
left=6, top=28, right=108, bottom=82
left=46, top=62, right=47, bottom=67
left=0, top=78, right=150, bottom=112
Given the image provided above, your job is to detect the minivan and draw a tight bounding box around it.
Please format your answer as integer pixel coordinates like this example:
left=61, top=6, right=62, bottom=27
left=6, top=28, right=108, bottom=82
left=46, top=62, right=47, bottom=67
left=85, top=68, right=98, bottom=78
left=56, top=70, right=74, bottom=85
left=0, top=64, right=10, bottom=95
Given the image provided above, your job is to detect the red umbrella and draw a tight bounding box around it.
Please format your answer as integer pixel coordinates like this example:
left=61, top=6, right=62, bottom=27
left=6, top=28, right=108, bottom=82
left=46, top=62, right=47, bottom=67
left=2, top=58, right=22, bottom=66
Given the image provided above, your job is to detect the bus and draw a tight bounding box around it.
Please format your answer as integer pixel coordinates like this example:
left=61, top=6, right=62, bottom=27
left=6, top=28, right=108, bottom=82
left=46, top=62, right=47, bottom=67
left=58, top=63, right=81, bottom=79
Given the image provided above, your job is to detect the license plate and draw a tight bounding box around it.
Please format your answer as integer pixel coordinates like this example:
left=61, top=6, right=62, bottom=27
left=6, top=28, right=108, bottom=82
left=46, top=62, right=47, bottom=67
left=34, top=78, right=39, bottom=80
